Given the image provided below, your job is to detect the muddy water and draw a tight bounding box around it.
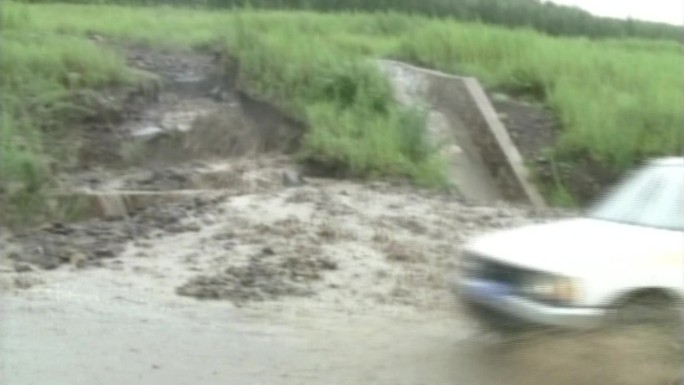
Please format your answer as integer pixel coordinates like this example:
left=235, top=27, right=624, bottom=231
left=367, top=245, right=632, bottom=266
left=3, top=269, right=679, bottom=385
left=0, top=260, right=499, bottom=385
left=3, top=180, right=680, bottom=385
left=0, top=274, right=495, bottom=385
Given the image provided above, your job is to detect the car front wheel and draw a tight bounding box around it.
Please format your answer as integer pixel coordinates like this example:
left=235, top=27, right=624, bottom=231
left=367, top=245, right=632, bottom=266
left=609, top=292, right=682, bottom=327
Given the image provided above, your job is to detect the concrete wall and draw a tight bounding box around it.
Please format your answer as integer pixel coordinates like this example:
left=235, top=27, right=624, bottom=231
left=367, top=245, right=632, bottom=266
left=381, top=60, right=546, bottom=208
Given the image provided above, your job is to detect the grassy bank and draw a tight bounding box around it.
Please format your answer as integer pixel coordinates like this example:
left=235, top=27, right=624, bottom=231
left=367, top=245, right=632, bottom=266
left=395, top=23, right=683, bottom=167
left=0, top=19, right=148, bottom=222
left=1, top=2, right=682, bottom=221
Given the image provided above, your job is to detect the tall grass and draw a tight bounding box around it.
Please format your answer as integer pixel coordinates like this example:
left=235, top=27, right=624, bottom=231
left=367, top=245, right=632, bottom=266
left=1, top=4, right=147, bottom=223
left=0, top=112, right=50, bottom=223
left=221, top=15, right=445, bottom=184
left=394, top=21, right=683, bottom=169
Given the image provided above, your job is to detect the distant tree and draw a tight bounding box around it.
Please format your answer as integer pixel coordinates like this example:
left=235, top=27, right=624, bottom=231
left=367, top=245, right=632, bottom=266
left=19, top=0, right=683, bottom=42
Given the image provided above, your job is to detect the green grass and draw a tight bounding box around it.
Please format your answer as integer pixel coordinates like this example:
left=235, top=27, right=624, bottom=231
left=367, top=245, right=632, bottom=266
left=394, top=21, right=683, bottom=169
left=2, top=2, right=682, bottom=222
left=1, top=4, right=149, bottom=223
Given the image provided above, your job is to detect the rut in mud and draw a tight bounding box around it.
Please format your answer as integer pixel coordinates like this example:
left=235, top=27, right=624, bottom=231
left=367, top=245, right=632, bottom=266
left=1, top=44, right=682, bottom=385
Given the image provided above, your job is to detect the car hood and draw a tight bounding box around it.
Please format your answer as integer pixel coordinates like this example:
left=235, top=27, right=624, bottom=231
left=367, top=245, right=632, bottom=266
left=465, top=217, right=681, bottom=277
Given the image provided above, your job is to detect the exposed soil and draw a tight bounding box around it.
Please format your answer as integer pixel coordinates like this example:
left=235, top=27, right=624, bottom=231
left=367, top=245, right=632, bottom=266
left=490, top=93, right=621, bottom=205
left=6, top=195, right=220, bottom=270
left=68, top=41, right=303, bottom=175
left=176, top=244, right=339, bottom=303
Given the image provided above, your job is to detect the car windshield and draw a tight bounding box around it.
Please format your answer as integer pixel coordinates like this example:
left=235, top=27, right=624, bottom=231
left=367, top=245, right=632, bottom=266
left=587, top=162, right=684, bottom=231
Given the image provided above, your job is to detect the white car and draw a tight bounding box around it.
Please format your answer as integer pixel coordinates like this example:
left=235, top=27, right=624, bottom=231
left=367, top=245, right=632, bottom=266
left=454, top=157, right=684, bottom=329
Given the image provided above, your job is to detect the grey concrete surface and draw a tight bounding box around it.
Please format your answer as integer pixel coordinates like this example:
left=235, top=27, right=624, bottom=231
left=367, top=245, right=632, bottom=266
left=379, top=60, right=546, bottom=208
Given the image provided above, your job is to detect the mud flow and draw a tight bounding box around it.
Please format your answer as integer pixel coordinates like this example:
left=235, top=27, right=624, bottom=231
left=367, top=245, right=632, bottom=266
left=1, top=45, right=681, bottom=385
left=72, top=46, right=304, bottom=192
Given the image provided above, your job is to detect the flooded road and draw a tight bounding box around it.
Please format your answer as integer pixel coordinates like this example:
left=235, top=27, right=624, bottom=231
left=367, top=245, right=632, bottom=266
left=2, top=247, right=680, bottom=385
left=1, top=267, right=500, bottom=385
left=2, top=161, right=679, bottom=385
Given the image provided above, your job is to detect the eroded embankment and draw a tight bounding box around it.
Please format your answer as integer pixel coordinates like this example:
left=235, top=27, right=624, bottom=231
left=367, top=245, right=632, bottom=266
left=47, top=43, right=307, bottom=220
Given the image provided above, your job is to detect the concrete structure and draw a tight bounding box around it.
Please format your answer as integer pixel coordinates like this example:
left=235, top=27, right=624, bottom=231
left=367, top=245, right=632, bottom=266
left=380, top=60, right=546, bottom=208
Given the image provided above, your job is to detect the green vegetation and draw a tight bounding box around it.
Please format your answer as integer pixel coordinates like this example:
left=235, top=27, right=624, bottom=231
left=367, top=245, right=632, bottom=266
left=224, top=18, right=444, bottom=185
left=0, top=15, right=148, bottom=222
left=15, top=0, right=684, bottom=42
left=395, top=22, right=683, bottom=168
left=1, top=2, right=682, bottom=221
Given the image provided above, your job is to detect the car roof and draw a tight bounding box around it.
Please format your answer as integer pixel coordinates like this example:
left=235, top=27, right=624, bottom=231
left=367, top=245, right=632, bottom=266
left=648, top=157, right=684, bottom=167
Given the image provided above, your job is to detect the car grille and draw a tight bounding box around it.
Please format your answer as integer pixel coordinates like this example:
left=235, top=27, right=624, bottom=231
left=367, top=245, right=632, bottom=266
left=461, top=251, right=529, bottom=286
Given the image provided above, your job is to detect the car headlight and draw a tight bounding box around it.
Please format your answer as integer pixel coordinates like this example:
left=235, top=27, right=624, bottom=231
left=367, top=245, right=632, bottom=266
left=521, top=272, right=578, bottom=306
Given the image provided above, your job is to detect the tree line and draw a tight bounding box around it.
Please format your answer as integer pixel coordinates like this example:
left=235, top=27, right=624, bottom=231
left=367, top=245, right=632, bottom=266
left=18, top=0, right=684, bottom=42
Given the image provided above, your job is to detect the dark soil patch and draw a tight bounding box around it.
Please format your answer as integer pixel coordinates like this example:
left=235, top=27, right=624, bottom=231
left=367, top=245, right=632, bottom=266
left=490, top=94, right=620, bottom=206
left=67, top=43, right=305, bottom=174
left=176, top=246, right=338, bottom=304
left=7, top=196, right=221, bottom=270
